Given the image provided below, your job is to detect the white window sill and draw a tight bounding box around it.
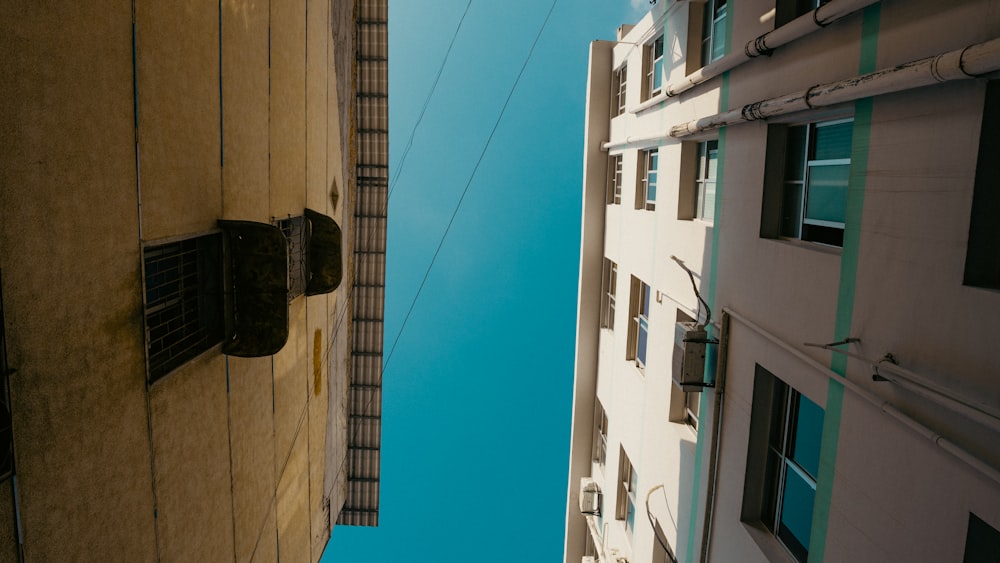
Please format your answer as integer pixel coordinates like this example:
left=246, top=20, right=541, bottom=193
left=740, top=521, right=799, bottom=563
left=767, top=236, right=843, bottom=256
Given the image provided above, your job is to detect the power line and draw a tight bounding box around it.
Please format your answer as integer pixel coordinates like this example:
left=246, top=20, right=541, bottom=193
left=384, top=0, right=560, bottom=372
left=387, top=0, right=473, bottom=199
left=328, top=0, right=563, bottom=510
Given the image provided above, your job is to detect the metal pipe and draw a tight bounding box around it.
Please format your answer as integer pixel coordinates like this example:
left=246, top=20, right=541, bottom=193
left=699, top=311, right=731, bottom=562
left=805, top=344, right=1000, bottom=434
left=723, top=307, right=1000, bottom=486
left=875, top=368, right=1000, bottom=436
left=671, top=36, right=1000, bottom=137
left=666, top=0, right=881, bottom=97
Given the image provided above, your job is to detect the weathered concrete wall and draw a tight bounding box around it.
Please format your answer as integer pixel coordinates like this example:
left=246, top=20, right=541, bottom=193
left=222, top=0, right=271, bottom=223
left=0, top=0, right=353, bottom=559
left=0, top=2, right=158, bottom=560
left=149, top=354, right=234, bottom=562
left=137, top=0, right=223, bottom=240
left=229, top=356, right=278, bottom=563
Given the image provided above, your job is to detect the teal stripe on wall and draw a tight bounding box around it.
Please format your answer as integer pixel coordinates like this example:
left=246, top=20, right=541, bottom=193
left=810, top=5, right=880, bottom=562
left=684, top=69, right=730, bottom=563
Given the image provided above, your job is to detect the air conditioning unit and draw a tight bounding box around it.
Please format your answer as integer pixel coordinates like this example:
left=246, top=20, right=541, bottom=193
left=673, top=321, right=708, bottom=392
left=582, top=557, right=596, bottom=563
left=579, top=477, right=602, bottom=516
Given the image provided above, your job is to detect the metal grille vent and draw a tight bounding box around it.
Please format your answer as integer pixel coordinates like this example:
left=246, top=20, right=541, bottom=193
left=143, top=234, right=223, bottom=381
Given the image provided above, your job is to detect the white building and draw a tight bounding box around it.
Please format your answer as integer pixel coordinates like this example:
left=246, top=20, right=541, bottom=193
left=564, top=1, right=1000, bottom=562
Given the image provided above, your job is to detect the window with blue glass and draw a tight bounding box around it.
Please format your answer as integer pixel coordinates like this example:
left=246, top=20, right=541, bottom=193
left=743, top=365, right=825, bottom=563
left=696, top=140, right=719, bottom=222
left=702, top=0, right=727, bottom=65
left=761, top=118, right=854, bottom=247
left=637, top=149, right=658, bottom=211
left=626, top=276, right=651, bottom=370
left=644, top=35, right=664, bottom=100
left=617, top=447, right=638, bottom=537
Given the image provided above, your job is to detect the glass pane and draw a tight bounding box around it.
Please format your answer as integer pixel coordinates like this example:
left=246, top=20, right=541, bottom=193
left=648, top=152, right=658, bottom=203
left=813, top=120, right=853, bottom=160
left=784, top=125, right=808, bottom=181
left=637, top=318, right=649, bottom=366
left=711, top=13, right=727, bottom=61
left=779, top=466, right=816, bottom=560
left=626, top=498, right=636, bottom=534
left=653, top=60, right=662, bottom=91
left=791, top=393, right=824, bottom=479
left=780, top=182, right=803, bottom=238
left=805, top=164, right=849, bottom=224
left=707, top=143, right=718, bottom=179
left=702, top=181, right=716, bottom=222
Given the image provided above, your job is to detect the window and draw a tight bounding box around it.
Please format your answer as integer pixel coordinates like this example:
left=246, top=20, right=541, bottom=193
left=143, top=234, right=224, bottom=381
left=965, top=513, right=1000, bottom=563
left=702, top=0, right=728, bottom=66
left=742, top=366, right=825, bottom=563
left=592, top=399, right=609, bottom=469
left=612, top=65, right=628, bottom=117
left=277, top=215, right=307, bottom=300
left=965, top=80, right=1000, bottom=289
left=600, top=258, right=618, bottom=329
left=636, top=149, right=658, bottom=211
left=776, top=0, right=830, bottom=28
left=616, top=447, right=638, bottom=537
left=761, top=118, right=854, bottom=247
left=644, top=35, right=665, bottom=100
left=696, top=140, right=719, bottom=222
left=626, top=276, right=651, bottom=369
left=685, top=388, right=701, bottom=429
left=607, top=154, right=623, bottom=205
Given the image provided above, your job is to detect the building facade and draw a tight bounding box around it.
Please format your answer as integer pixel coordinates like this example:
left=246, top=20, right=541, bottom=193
left=564, top=1, right=1000, bottom=562
left=0, top=0, right=385, bottom=560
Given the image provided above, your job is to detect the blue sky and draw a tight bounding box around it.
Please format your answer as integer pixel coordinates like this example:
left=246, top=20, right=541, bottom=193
left=326, top=1, right=645, bottom=560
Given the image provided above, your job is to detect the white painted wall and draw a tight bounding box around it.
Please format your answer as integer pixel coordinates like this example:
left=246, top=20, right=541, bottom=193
left=566, top=1, right=1000, bottom=562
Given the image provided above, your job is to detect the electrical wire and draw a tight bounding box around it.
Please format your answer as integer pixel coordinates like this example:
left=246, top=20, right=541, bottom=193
left=245, top=3, right=474, bottom=542
left=386, top=0, right=472, bottom=200
left=670, top=255, right=711, bottom=327
left=326, top=0, right=562, bottom=515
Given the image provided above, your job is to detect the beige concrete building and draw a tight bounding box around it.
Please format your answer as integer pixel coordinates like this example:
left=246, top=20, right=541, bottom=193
left=565, top=1, right=1000, bottom=562
left=0, top=0, right=386, bottom=561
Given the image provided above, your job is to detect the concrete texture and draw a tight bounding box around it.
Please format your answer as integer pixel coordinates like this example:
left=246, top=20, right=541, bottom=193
left=229, top=355, right=278, bottom=563
left=137, top=0, right=223, bottom=240
left=222, top=0, right=271, bottom=223
left=0, top=0, right=358, bottom=559
left=277, top=426, right=311, bottom=563
left=0, top=2, right=157, bottom=560
left=150, top=354, right=234, bottom=563
left=269, top=0, right=308, bottom=220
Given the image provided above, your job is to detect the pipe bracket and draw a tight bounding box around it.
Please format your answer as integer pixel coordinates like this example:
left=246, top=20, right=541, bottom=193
left=813, top=7, right=831, bottom=28
left=746, top=35, right=773, bottom=58
left=958, top=45, right=980, bottom=78
left=803, top=84, right=820, bottom=109
left=741, top=101, right=765, bottom=121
